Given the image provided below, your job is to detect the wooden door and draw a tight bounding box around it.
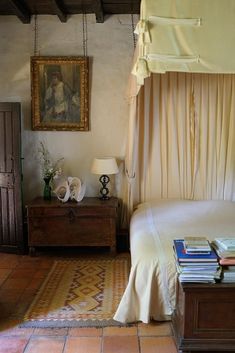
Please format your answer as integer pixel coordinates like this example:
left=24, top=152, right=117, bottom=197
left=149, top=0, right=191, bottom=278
left=0, top=103, right=24, bottom=253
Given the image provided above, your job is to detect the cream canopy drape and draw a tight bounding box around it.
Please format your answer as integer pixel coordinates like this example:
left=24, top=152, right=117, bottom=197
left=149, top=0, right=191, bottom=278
left=120, top=0, right=235, bottom=225
left=122, top=72, right=235, bottom=224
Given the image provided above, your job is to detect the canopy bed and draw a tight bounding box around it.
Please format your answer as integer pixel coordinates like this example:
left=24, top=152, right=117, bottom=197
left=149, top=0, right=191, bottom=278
left=116, top=0, right=235, bottom=351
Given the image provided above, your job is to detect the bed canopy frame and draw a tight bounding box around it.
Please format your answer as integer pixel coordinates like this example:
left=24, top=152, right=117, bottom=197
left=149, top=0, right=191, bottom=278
left=121, top=0, right=235, bottom=226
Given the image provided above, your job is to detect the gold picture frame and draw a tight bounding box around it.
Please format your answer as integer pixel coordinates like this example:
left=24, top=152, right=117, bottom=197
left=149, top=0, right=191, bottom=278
left=31, top=56, right=89, bottom=131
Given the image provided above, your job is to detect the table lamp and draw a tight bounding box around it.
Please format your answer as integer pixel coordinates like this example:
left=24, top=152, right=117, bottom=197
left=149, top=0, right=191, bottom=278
left=91, top=157, right=119, bottom=200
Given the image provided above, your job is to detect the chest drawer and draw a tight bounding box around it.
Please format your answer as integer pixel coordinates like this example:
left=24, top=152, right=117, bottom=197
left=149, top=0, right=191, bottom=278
left=27, top=205, right=116, bottom=218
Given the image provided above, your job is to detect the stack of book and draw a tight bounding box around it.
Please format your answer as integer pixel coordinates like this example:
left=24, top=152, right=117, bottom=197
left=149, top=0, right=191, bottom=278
left=184, top=236, right=212, bottom=254
left=221, top=266, right=235, bottom=283
left=173, top=238, right=220, bottom=283
left=211, top=238, right=235, bottom=283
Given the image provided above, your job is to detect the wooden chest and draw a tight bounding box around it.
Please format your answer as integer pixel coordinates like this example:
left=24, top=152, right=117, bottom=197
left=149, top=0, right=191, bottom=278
left=26, top=197, right=118, bottom=255
left=172, top=279, right=235, bottom=353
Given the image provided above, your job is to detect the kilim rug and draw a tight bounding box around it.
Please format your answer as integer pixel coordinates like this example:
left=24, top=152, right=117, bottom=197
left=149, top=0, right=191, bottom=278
left=21, top=257, right=130, bottom=328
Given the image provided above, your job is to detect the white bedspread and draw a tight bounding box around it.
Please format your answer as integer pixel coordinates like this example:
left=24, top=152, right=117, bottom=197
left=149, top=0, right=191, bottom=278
left=113, top=199, right=235, bottom=323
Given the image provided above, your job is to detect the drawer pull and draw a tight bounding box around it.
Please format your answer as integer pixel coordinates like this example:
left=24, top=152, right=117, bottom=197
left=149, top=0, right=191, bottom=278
left=68, top=209, right=76, bottom=223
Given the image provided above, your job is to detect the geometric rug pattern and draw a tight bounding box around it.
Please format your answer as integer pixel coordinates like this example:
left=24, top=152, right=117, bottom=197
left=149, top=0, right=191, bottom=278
left=22, top=258, right=130, bottom=328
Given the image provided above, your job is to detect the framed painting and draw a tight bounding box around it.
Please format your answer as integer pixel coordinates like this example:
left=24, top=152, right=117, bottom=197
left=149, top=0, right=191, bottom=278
left=31, top=56, right=89, bottom=131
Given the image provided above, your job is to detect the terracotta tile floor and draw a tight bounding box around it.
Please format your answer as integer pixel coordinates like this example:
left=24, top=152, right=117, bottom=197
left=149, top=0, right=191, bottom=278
left=0, top=252, right=178, bottom=353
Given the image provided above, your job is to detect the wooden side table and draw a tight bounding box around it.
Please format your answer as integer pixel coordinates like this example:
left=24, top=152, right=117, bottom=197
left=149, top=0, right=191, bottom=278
left=26, top=197, right=119, bottom=255
left=172, top=279, right=235, bottom=353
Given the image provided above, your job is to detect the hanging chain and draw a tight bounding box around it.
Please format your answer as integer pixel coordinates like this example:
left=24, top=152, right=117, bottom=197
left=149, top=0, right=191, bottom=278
left=82, top=11, right=88, bottom=57
left=131, top=12, right=137, bottom=49
left=131, top=1, right=137, bottom=49
left=33, top=14, right=39, bottom=56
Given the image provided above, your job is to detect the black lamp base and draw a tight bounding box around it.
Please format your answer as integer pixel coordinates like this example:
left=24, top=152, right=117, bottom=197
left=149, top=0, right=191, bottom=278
left=99, top=174, right=110, bottom=200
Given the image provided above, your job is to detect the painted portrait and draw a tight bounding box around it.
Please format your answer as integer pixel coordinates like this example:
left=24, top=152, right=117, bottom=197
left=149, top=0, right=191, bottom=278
left=31, top=56, right=89, bottom=131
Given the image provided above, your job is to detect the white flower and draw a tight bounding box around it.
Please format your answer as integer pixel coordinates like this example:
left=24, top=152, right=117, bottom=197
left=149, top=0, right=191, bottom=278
left=38, top=142, right=64, bottom=181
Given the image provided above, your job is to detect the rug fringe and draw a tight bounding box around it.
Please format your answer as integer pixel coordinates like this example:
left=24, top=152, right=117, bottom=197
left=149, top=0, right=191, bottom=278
left=20, top=319, right=135, bottom=328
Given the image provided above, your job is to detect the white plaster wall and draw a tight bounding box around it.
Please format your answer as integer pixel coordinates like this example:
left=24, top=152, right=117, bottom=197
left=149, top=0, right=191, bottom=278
left=0, top=14, right=136, bottom=202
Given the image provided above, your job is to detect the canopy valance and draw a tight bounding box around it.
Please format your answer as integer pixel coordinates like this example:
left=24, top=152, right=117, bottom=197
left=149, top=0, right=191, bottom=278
left=133, top=0, right=235, bottom=85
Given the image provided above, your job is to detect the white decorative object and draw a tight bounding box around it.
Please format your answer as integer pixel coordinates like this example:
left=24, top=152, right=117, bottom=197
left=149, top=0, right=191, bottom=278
left=75, top=181, right=86, bottom=202
left=53, top=177, right=70, bottom=203
left=53, top=176, right=86, bottom=203
left=68, top=177, right=81, bottom=201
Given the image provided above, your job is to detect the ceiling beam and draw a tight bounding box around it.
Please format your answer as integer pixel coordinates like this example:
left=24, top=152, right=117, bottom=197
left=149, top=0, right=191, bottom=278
left=51, top=0, right=68, bottom=22
left=9, top=0, right=31, bottom=23
left=93, top=0, right=104, bottom=23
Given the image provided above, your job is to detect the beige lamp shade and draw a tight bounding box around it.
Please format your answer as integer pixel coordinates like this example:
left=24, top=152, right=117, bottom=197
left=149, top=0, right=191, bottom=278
left=91, top=157, right=119, bottom=175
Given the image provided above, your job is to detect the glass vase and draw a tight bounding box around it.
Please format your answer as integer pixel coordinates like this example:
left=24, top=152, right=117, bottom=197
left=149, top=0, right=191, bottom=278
left=43, top=177, right=52, bottom=200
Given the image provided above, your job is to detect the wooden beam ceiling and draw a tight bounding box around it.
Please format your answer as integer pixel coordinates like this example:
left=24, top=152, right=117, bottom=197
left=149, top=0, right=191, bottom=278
left=51, top=0, right=67, bottom=22
left=0, top=0, right=140, bottom=23
left=93, top=0, right=104, bottom=23
left=9, top=0, right=31, bottom=23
